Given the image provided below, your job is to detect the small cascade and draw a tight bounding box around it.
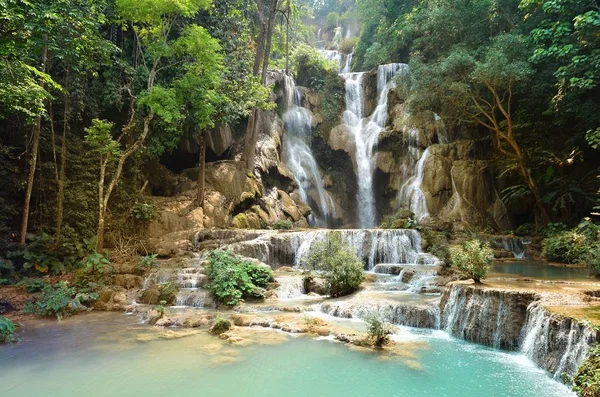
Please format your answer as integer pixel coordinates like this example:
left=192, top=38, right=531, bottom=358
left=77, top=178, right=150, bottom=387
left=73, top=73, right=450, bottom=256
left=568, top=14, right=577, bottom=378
left=398, top=147, right=431, bottom=220
left=317, top=299, right=440, bottom=329
left=485, top=236, right=526, bottom=258
left=274, top=276, right=306, bottom=300
left=291, top=229, right=435, bottom=270
left=217, top=229, right=439, bottom=270
left=521, top=302, right=597, bottom=379
left=340, top=51, right=353, bottom=73
left=142, top=254, right=213, bottom=308
left=441, top=284, right=598, bottom=378
left=341, top=64, right=406, bottom=227
left=318, top=49, right=342, bottom=69
left=281, top=76, right=336, bottom=226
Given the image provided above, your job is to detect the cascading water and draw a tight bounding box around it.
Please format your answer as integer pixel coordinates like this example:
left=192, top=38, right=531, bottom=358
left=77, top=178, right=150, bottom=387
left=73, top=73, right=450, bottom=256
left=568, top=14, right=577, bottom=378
left=281, top=75, right=336, bottom=227
left=398, top=146, right=431, bottom=220
left=342, top=64, right=406, bottom=228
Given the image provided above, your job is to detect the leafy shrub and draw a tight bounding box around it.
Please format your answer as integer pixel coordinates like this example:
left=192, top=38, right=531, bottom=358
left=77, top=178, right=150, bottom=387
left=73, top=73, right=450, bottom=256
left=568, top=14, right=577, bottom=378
left=210, top=315, right=232, bottom=335
left=364, top=313, right=395, bottom=348
left=514, top=223, right=534, bottom=236
left=543, top=219, right=600, bottom=275
left=292, top=44, right=339, bottom=91
left=23, top=281, right=98, bottom=320
left=363, top=42, right=390, bottom=70
left=573, top=343, right=600, bottom=397
left=17, top=277, right=49, bottom=293
left=380, top=208, right=419, bottom=230
left=544, top=222, right=568, bottom=237
left=272, top=220, right=293, bottom=230
left=0, top=316, right=17, bottom=344
left=301, top=232, right=365, bottom=297
left=206, top=250, right=274, bottom=306
left=339, top=37, right=359, bottom=55
left=130, top=202, right=154, bottom=223
left=449, top=240, right=494, bottom=283
left=137, top=254, right=158, bottom=272
left=6, top=235, right=108, bottom=277
left=543, top=231, right=589, bottom=264
left=421, top=228, right=450, bottom=265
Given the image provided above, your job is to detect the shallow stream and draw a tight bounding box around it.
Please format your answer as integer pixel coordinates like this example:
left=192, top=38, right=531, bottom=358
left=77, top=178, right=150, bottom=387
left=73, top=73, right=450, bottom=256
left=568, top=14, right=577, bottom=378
left=0, top=312, right=574, bottom=397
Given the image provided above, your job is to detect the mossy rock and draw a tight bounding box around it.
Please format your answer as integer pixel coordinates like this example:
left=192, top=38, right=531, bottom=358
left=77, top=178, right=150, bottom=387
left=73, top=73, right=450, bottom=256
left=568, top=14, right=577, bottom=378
left=232, top=213, right=250, bottom=229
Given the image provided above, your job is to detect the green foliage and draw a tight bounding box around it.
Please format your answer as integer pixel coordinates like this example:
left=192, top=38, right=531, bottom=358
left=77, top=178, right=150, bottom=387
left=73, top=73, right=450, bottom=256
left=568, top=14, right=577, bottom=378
left=364, top=313, right=395, bottom=348
left=339, top=37, right=358, bottom=55
left=292, top=44, right=339, bottom=91
left=0, top=316, right=17, bottom=344
left=301, top=232, right=365, bottom=297
left=17, top=277, right=49, bottom=293
left=380, top=208, right=419, bottom=230
left=23, top=281, right=97, bottom=320
left=206, top=250, right=274, bottom=306
left=130, top=202, right=155, bottom=223
left=421, top=227, right=450, bottom=265
left=514, top=223, right=534, bottom=237
left=543, top=219, right=600, bottom=274
left=573, top=343, right=600, bottom=397
left=210, top=315, right=232, bottom=335
left=138, top=254, right=158, bottom=272
left=449, top=240, right=494, bottom=283
left=272, top=220, right=293, bottom=230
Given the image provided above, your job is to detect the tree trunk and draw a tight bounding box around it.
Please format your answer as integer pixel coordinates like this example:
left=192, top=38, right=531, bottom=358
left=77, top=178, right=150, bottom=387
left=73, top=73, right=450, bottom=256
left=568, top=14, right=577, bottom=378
left=285, top=0, right=290, bottom=74
left=55, top=67, right=70, bottom=244
left=242, top=0, right=268, bottom=170
left=20, top=36, right=48, bottom=246
left=97, top=154, right=106, bottom=252
left=197, top=131, right=206, bottom=204
left=261, top=0, right=280, bottom=84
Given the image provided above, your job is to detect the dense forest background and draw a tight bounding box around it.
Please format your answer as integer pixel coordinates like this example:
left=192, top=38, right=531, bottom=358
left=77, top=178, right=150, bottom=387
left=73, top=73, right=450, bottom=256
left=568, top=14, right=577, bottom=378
left=0, top=0, right=599, bottom=276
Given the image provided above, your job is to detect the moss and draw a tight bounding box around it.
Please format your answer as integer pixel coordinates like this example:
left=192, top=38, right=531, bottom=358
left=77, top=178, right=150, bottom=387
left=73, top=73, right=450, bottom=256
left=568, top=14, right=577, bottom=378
left=232, top=213, right=250, bottom=229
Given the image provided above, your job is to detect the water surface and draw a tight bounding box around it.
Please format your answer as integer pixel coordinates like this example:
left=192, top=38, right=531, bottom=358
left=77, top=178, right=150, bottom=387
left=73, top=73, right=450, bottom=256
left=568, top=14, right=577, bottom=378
left=0, top=312, right=573, bottom=397
left=491, top=261, right=590, bottom=280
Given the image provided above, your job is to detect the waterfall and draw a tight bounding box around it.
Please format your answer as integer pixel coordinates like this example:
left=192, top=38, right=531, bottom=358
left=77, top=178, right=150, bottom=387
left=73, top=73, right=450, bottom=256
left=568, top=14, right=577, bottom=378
left=398, top=147, right=430, bottom=220
left=217, top=229, right=440, bottom=270
left=342, top=64, right=406, bottom=228
left=275, top=276, right=306, bottom=300
left=441, top=284, right=598, bottom=378
left=318, top=49, right=343, bottom=69
left=341, top=51, right=353, bottom=73
left=281, top=75, right=336, bottom=226
left=521, top=302, right=597, bottom=379
left=317, top=299, right=440, bottom=329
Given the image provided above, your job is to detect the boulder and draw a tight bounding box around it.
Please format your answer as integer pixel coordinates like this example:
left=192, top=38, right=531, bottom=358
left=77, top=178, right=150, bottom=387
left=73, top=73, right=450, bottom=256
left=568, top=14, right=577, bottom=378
left=112, top=274, right=144, bottom=289
left=205, top=161, right=260, bottom=206
left=279, top=191, right=302, bottom=221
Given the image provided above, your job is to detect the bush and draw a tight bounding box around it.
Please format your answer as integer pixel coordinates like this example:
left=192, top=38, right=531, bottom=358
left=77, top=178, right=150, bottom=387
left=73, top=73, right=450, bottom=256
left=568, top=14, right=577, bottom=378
left=23, top=281, right=98, bottom=320
left=449, top=240, right=494, bottom=283
left=573, top=343, right=600, bottom=397
left=210, top=315, right=232, bottom=335
left=272, top=220, right=293, bottom=230
left=137, top=254, right=158, bottom=272
left=130, top=202, right=154, bottom=223
left=543, top=231, right=589, bottom=264
left=421, top=228, right=450, bottom=265
left=543, top=219, right=600, bottom=275
left=301, top=232, right=365, bottom=297
left=17, top=277, right=49, bottom=293
left=0, top=316, right=17, bottom=344
left=380, top=208, right=419, bottom=230
left=339, top=37, right=359, bottom=55
left=514, top=223, right=534, bottom=236
left=365, top=313, right=395, bottom=348
left=206, top=250, right=274, bottom=306
left=292, top=44, right=339, bottom=91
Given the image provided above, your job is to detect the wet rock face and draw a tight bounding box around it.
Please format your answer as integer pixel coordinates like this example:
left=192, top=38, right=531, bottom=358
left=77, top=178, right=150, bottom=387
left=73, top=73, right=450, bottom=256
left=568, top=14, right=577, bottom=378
left=441, top=284, right=537, bottom=350
left=522, top=304, right=599, bottom=379
left=318, top=299, right=440, bottom=329
left=441, top=283, right=599, bottom=378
